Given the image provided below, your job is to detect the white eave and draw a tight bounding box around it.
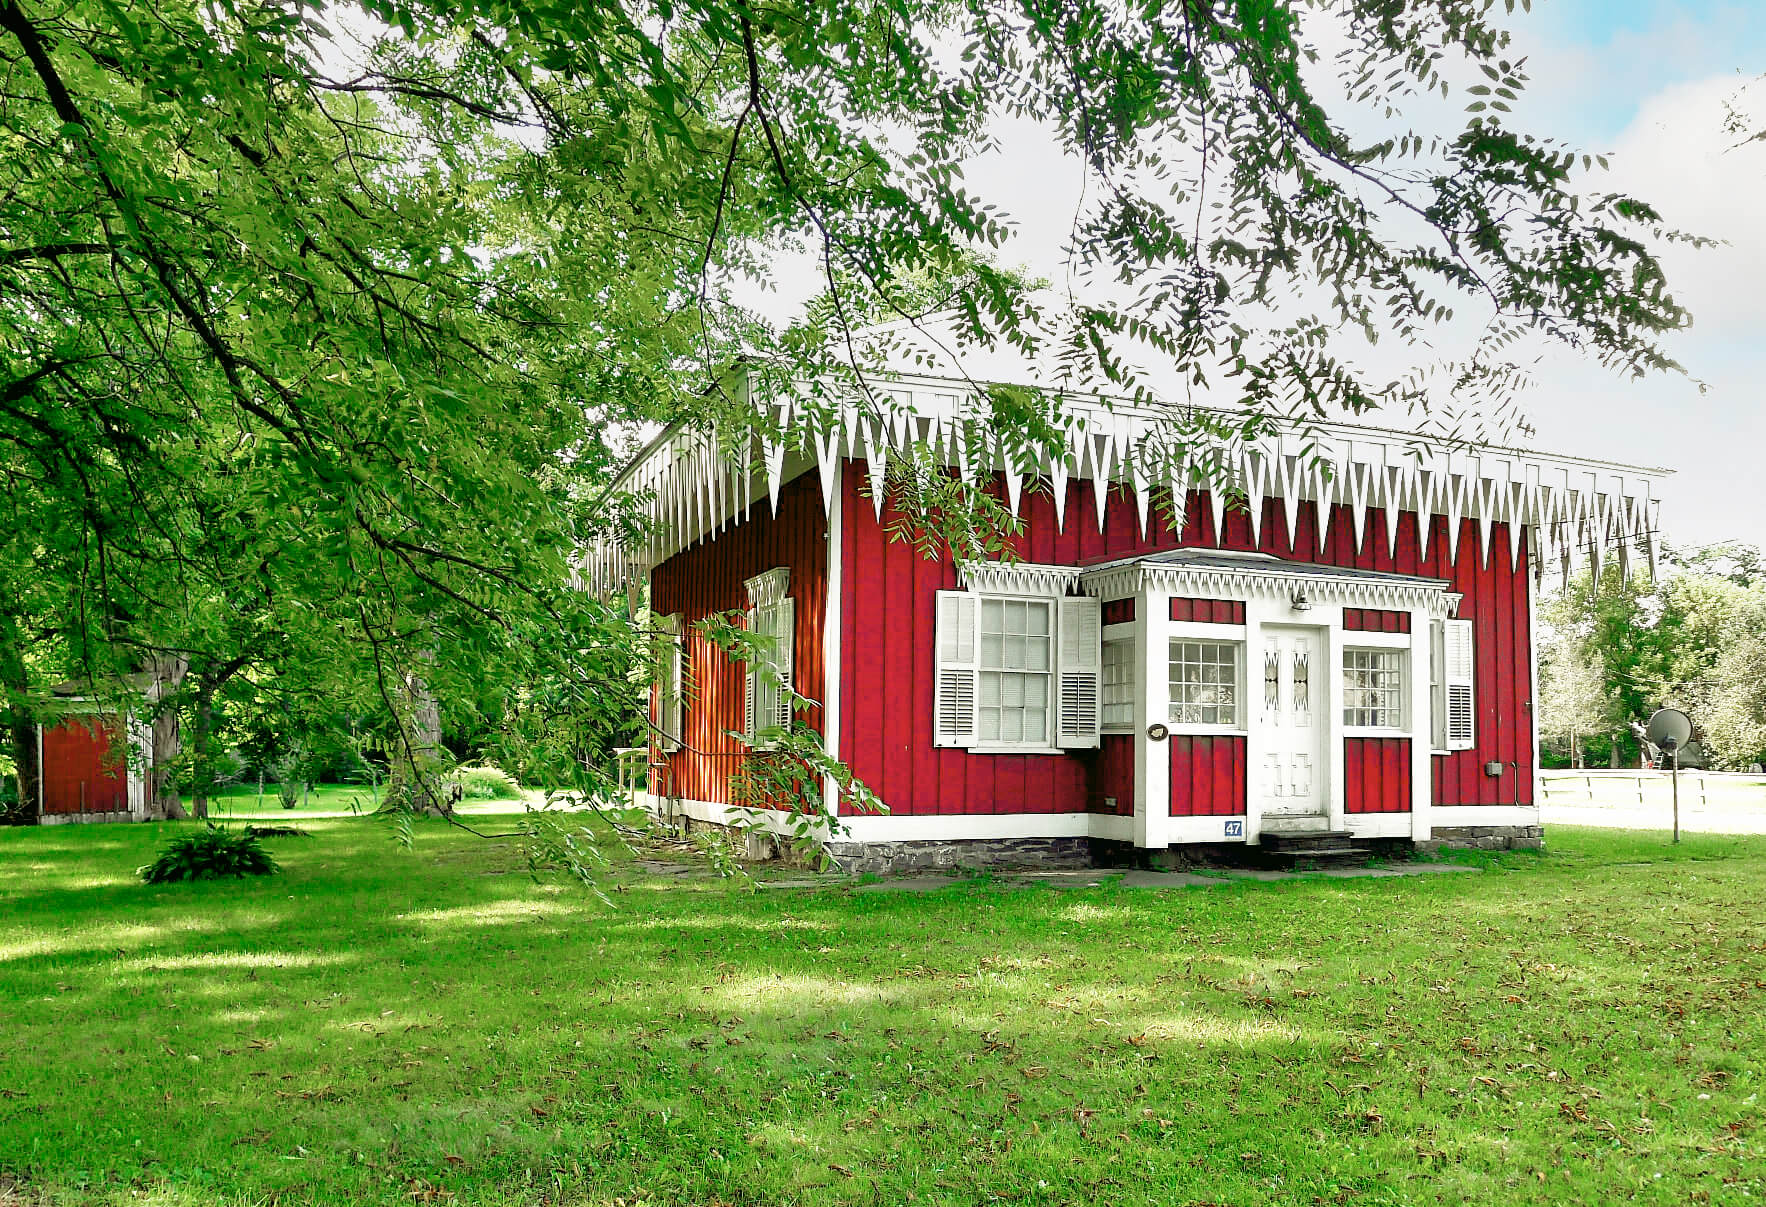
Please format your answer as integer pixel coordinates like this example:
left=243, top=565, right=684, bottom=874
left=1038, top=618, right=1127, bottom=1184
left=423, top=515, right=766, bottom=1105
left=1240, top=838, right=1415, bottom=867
left=587, top=369, right=1670, bottom=592
left=1077, top=549, right=1462, bottom=618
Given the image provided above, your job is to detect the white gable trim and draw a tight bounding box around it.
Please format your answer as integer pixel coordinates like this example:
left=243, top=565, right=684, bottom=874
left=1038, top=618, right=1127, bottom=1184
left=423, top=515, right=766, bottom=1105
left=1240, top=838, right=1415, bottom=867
left=588, top=370, right=1668, bottom=592
left=957, top=560, right=1083, bottom=597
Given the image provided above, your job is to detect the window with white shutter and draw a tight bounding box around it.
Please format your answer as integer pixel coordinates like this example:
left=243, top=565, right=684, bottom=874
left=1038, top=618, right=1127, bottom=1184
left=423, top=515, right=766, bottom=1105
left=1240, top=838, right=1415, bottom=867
left=935, top=588, right=1101, bottom=751
left=1056, top=596, right=1101, bottom=749
left=1430, top=618, right=1476, bottom=752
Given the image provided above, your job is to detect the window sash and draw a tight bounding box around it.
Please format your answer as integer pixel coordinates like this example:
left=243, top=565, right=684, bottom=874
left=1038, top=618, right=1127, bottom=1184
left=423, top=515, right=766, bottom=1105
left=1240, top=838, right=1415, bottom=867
left=1169, top=639, right=1241, bottom=728
left=975, top=597, right=1054, bottom=745
left=1343, top=647, right=1405, bottom=729
left=1101, top=639, right=1135, bottom=729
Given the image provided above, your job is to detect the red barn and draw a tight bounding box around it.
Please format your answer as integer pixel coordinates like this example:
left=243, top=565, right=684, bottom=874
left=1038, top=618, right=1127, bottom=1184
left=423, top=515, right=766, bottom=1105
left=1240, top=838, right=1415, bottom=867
left=35, top=687, right=151, bottom=824
left=599, top=371, right=1664, bottom=871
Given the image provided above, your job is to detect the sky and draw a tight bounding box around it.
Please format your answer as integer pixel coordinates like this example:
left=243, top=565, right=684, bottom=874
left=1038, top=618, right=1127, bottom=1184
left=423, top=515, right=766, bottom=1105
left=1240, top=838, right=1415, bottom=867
left=752, top=1, right=1766, bottom=555
left=1494, top=0, right=1766, bottom=555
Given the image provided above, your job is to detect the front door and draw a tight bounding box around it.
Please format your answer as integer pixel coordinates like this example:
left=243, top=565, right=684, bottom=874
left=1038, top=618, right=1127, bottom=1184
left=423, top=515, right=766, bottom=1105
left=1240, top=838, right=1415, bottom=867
left=1258, top=626, right=1327, bottom=832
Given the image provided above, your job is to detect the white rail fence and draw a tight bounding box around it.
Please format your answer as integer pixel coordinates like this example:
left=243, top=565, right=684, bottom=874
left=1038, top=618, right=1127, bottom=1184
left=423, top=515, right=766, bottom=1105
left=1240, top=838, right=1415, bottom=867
left=1541, top=770, right=1766, bottom=809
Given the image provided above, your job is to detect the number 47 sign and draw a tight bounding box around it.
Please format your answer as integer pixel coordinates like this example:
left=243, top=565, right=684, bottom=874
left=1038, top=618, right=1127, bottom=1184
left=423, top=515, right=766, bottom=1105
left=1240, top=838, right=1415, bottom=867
left=1224, top=819, right=1244, bottom=839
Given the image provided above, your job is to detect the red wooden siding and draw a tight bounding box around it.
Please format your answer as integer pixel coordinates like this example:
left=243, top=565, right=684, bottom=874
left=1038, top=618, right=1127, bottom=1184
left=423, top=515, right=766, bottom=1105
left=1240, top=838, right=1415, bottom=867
left=1343, top=608, right=1410, bottom=633
left=649, top=471, right=827, bottom=805
left=1088, top=735, right=1135, bottom=815
left=1170, top=597, right=1245, bottom=624
left=1344, top=737, right=1411, bottom=813
left=1170, top=736, right=1246, bottom=816
left=1101, top=598, right=1136, bottom=625
left=41, top=717, right=128, bottom=814
left=838, top=457, right=1532, bottom=817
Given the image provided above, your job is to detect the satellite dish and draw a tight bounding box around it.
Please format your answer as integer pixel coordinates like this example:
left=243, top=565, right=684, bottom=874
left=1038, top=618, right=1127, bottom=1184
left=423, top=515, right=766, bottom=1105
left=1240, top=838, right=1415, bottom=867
left=1645, top=708, right=1692, bottom=752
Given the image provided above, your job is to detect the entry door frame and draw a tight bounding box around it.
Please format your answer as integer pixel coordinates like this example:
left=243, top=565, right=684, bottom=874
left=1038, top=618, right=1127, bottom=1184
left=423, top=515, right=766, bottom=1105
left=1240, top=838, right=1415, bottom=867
left=1243, top=597, right=1341, bottom=842
left=1252, top=619, right=1333, bottom=831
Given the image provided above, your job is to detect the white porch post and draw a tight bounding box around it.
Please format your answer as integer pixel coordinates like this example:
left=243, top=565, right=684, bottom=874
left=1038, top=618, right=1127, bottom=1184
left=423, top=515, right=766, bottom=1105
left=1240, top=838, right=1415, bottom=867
left=1134, top=582, right=1170, bottom=848
left=1323, top=609, right=1346, bottom=834
left=1408, top=605, right=1434, bottom=840
left=1241, top=598, right=1271, bottom=845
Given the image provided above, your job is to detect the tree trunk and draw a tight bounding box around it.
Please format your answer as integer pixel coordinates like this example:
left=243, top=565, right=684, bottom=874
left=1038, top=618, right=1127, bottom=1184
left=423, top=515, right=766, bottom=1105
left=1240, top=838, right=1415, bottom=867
left=0, top=611, right=38, bottom=825
left=1609, top=741, right=1621, bottom=769
left=145, top=655, right=188, bottom=818
left=388, top=660, right=449, bottom=816
left=190, top=686, right=214, bottom=820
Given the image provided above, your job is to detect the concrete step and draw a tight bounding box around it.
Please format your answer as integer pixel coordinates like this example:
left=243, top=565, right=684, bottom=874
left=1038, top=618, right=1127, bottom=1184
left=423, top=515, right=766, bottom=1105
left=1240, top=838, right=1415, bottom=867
left=1259, top=814, right=1335, bottom=835
left=1260, top=830, right=1354, bottom=853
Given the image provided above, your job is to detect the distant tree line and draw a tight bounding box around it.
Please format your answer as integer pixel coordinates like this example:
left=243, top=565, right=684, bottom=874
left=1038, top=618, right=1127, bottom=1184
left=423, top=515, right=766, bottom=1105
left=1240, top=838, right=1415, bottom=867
left=1538, top=544, right=1766, bottom=771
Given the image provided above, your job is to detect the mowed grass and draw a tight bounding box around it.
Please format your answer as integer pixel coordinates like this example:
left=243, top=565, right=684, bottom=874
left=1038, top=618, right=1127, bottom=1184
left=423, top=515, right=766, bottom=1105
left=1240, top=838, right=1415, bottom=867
left=0, top=822, right=1762, bottom=1206
left=203, top=783, right=534, bottom=819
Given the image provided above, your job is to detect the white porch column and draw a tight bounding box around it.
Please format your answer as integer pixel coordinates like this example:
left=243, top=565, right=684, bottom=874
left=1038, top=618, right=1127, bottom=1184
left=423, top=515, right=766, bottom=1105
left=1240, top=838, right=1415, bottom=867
left=1241, top=598, right=1272, bottom=844
left=1322, top=608, right=1346, bottom=834
left=1134, top=585, right=1170, bottom=848
left=1408, top=606, right=1434, bottom=840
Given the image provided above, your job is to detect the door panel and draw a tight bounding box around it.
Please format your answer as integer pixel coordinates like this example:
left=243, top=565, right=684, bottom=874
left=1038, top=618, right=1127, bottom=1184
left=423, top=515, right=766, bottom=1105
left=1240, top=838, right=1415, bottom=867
left=1259, top=627, right=1327, bottom=821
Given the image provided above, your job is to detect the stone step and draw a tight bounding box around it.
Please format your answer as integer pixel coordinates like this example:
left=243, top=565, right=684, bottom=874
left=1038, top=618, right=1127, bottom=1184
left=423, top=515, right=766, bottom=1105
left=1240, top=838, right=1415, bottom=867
left=1260, top=830, right=1354, bottom=853
left=1259, top=814, right=1336, bottom=835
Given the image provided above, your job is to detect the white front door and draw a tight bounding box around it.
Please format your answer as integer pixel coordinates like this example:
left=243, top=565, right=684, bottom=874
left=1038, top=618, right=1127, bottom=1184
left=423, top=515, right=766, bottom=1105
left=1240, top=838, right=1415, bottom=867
left=1258, top=625, right=1328, bottom=830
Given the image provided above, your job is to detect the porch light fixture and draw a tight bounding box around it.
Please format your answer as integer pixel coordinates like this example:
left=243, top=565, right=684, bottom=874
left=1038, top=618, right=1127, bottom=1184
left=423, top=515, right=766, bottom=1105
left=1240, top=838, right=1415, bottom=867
left=1290, top=588, right=1310, bottom=614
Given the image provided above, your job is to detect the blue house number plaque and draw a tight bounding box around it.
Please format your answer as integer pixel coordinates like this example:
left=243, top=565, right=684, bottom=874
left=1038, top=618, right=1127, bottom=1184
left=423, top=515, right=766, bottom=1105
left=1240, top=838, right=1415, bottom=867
left=1224, top=819, right=1244, bottom=838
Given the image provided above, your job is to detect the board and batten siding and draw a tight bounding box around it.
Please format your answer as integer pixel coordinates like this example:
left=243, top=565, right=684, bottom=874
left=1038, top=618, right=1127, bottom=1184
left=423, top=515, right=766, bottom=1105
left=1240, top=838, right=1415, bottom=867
left=40, top=718, right=128, bottom=815
left=837, top=458, right=1532, bottom=818
left=1344, top=737, right=1412, bottom=813
left=1170, top=735, right=1247, bottom=816
left=1088, top=735, right=1136, bottom=816
left=648, top=471, right=827, bottom=805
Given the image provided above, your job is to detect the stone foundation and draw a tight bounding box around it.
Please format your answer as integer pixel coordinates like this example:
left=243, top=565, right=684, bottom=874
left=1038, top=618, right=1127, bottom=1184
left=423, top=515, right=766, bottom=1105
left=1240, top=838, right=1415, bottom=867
left=823, top=836, right=1094, bottom=876
left=1425, top=824, right=1543, bottom=852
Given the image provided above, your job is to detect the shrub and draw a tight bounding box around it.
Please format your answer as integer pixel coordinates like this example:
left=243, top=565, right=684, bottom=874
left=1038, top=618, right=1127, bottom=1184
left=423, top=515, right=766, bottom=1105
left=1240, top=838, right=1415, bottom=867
left=139, top=825, right=280, bottom=883
left=452, top=764, right=519, bottom=800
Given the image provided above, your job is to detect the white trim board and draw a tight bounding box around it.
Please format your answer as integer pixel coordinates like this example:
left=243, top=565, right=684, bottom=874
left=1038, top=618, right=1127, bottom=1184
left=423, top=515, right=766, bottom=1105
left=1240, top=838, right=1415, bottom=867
left=637, top=794, right=1537, bottom=846
left=1344, top=813, right=1414, bottom=839
left=1429, top=805, right=1540, bottom=828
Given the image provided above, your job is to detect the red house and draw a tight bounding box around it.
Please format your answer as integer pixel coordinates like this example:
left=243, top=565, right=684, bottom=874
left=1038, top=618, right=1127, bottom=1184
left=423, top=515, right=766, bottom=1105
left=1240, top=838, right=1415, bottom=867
left=600, top=371, right=1664, bottom=871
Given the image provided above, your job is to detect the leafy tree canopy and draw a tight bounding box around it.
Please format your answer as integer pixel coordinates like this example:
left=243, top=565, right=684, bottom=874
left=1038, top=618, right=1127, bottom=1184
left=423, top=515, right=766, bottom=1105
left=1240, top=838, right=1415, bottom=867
left=0, top=0, right=1696, bottom=843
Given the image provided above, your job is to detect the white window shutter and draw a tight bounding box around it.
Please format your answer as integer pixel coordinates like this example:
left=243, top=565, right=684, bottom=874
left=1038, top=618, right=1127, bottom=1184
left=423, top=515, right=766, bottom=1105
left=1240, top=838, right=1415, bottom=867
left=659, top=614, right=684, bottom=753
left=1430, top=620, right=1446, bottom=751
left=1056, top=595, right=1101, bottom=749
left=772, top=597, right=795, bottom=732
left=743, top=606, right=758, bottom=744
left=933, top=591, right=978, bottom=747
left=1444, top=618, right=1475, bottom=751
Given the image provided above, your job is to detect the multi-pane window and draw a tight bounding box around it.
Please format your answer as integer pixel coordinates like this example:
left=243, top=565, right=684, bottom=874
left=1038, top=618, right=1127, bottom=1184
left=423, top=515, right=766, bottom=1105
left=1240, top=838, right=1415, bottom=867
left=1344, top=648, right=1405, bottom=728
left=1169, top=640, right=1241, bottom=727
left=1101, top=639, right=1135, bottom=729
left=978, top=598, right=1053, bottom=744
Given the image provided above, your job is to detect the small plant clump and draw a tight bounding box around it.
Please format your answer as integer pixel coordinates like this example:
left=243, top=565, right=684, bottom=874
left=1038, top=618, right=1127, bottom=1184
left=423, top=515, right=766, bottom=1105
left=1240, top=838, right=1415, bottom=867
left=451, top=765, right=519, bottom=800
left=139, top=825, right=281, bottom=883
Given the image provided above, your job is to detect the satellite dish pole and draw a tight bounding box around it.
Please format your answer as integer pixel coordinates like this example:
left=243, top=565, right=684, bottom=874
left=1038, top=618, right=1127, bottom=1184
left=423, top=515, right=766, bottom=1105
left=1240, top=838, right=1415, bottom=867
left=1645, top=708, right=1693, bottom=845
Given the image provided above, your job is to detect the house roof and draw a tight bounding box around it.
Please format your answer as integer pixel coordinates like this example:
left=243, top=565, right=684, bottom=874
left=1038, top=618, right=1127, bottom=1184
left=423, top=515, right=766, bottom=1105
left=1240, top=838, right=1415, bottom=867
left=588, top=366, right=1670, bottom=592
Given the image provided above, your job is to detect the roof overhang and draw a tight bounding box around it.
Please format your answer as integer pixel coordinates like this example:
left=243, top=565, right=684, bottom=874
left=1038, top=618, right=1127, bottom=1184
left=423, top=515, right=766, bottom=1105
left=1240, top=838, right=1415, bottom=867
left=587, top=368, right=1670, bottom=592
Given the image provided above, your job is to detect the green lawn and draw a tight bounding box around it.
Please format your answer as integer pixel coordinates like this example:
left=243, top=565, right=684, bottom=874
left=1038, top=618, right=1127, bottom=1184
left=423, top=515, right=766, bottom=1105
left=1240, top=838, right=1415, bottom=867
left=203, top=782, right=534, bottom=819
left=0, top=821, right=1762, bottom=1206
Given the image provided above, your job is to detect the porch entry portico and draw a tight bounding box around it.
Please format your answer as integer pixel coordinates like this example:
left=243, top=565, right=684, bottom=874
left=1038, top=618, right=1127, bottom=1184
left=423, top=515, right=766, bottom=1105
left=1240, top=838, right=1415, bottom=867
left=1080, top=549, right=1460, bottom=847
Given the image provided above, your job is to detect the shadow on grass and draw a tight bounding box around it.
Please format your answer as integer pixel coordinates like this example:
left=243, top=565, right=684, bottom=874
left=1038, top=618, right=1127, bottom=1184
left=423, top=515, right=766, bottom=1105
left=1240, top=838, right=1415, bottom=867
left=1, top=822, right=1764, bottom=1206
